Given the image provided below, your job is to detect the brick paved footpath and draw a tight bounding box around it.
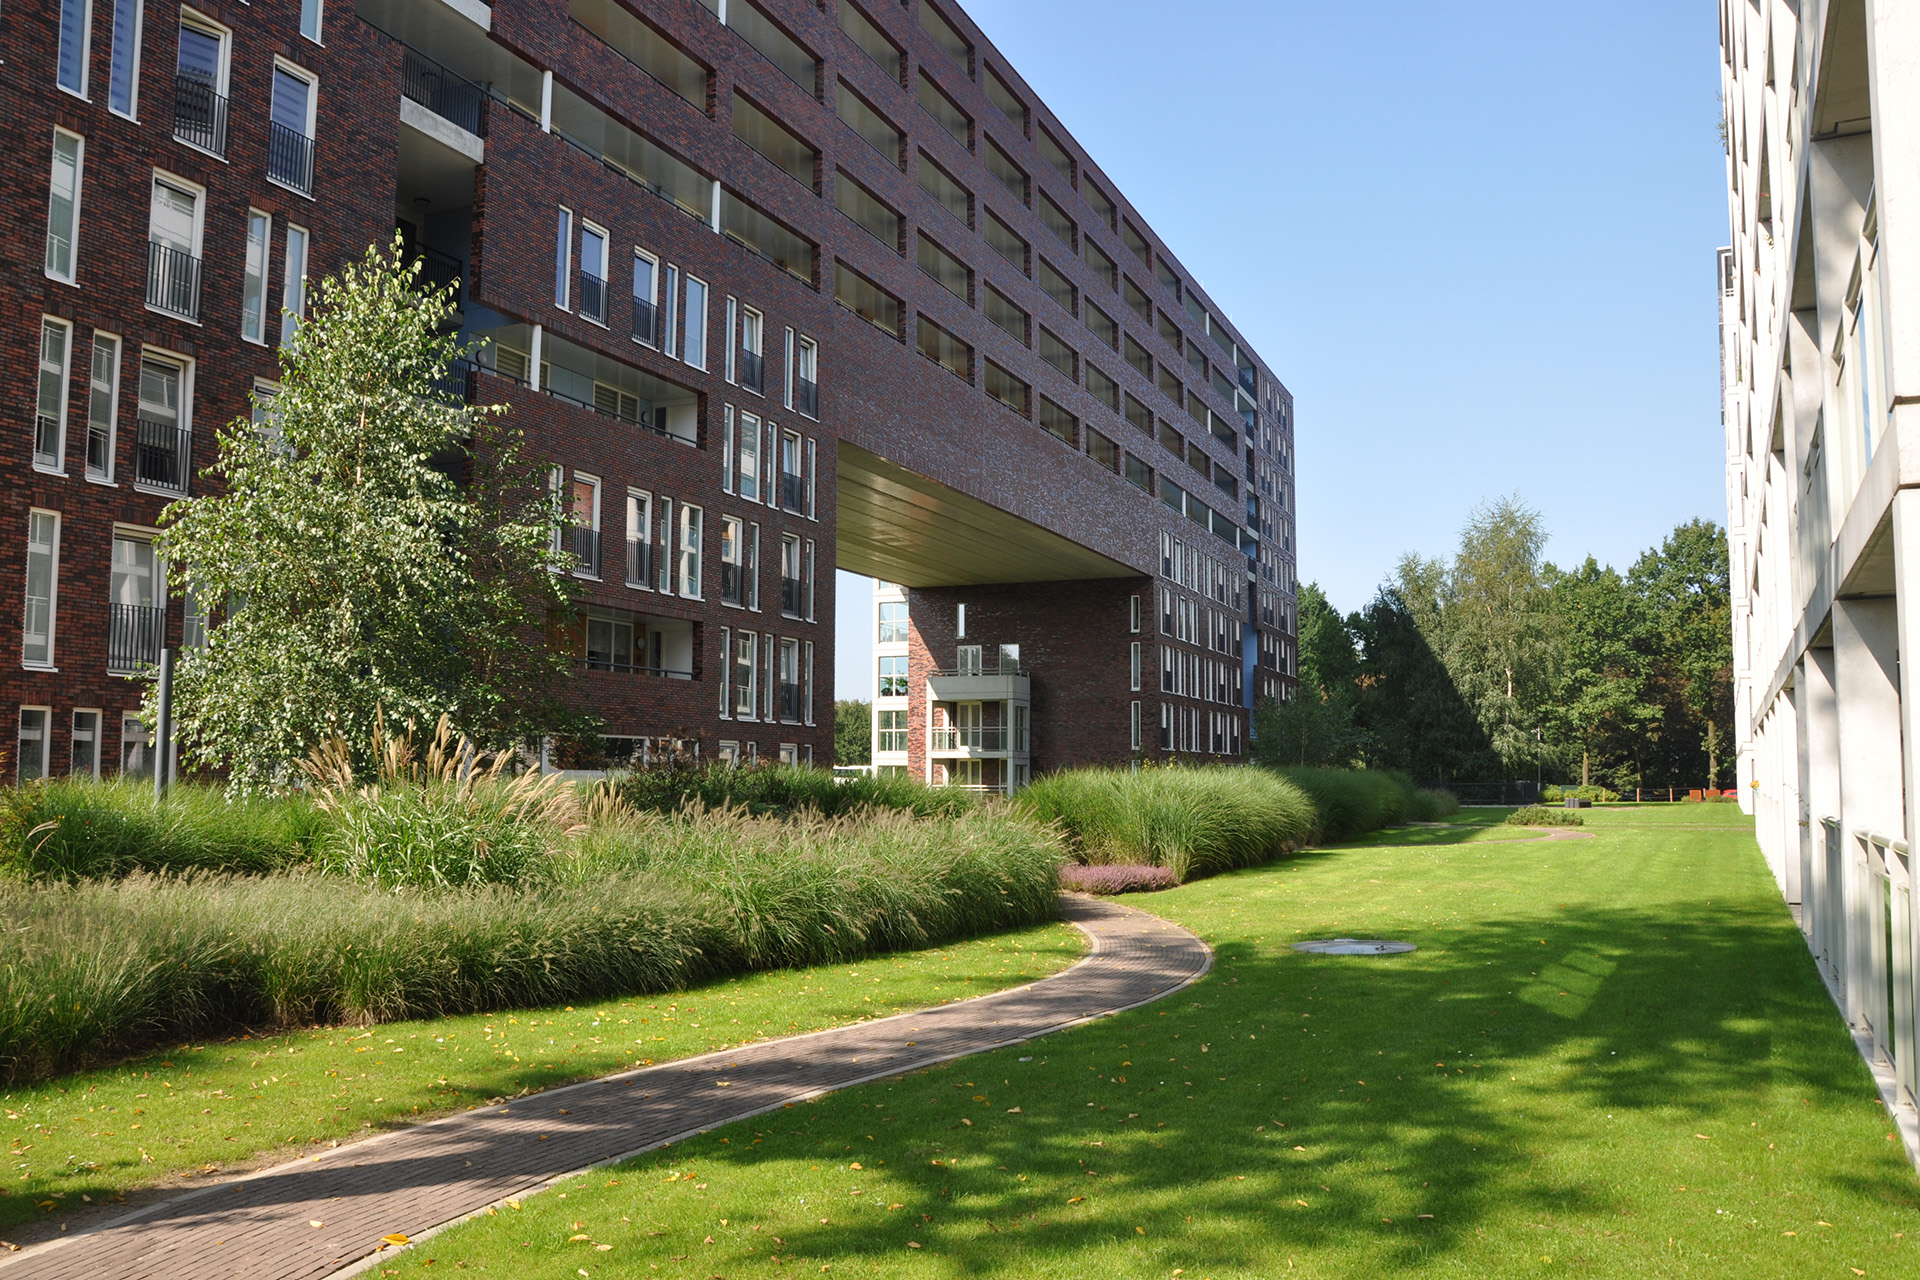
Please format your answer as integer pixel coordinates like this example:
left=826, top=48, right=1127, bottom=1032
left=5, top=895, right=1209, bottom=1279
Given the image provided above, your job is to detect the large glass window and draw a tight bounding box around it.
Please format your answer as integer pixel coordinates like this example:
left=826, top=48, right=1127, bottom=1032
left=554, top=207, right=573, bottom=309
left=71, top=710, right=101, bottom=778
left=281, top=224, right=309, bottom=344
left=58, top=0, right=92, bottom=95
left=36, top=320, right=72, bottom=471
left=877, top=709, right=907, bottom=752
left=241, top=210, right=270, bottom=343
left=878, top=654, right=908, bottom=697
left=878, top=600, right=907, bottom=643
left=107, top=0, right=142, bottom=115
left=268, top=65, right=316, bottom=192
left=683, top=276, right=708, bottom=369
left=46, top=132, right=83, bottom=283
left=86, top=333, right=120, bottom=479
left=17, top=710, right=50, bottom=784
left=732, top=630, right=758, bottom=719
left=23, top=512, right=60, bottom=668
left=738, top=412, right=761, bottom=503
left=580, top=222, right=608, bottom=324
left=677, top=503, right=703, bottom=598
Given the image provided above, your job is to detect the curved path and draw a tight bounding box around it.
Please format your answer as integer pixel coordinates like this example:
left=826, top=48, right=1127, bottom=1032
left=8, top=896, right=1209, bottom=1280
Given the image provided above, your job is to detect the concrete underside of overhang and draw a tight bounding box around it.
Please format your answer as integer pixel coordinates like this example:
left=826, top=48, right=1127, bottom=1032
left=835, top=442, right=1139, bottom=587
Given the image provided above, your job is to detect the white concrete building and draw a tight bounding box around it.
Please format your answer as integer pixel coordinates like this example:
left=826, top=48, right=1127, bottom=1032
left=1720, top=0, right=1920, bottom=1158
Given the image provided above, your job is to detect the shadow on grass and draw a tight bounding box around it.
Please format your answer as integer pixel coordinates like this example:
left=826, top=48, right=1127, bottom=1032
left=566, top=893, right=1918, bottom=1275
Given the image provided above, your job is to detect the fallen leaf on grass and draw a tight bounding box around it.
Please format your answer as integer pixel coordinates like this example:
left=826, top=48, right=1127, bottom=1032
left=907, top=1241, right=922, bottom=1249
left=1006, top=1107, right=1022, bottom=1114
left=569, top=1234, right=591, bottom=1242
left=1694, top=1134, right=1712, bottom=1140
left=1067, top=1197, right=1085, bottom=1204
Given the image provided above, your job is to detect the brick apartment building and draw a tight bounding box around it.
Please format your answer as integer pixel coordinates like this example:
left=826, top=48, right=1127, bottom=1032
left=6, top=0, right=1297, bottom=786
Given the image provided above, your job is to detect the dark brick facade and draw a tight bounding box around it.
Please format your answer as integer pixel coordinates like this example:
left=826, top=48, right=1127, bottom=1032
left=1, top=0, right=1293, bottom=781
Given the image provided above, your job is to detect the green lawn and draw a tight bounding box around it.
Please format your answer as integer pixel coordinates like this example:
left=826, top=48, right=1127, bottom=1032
left=379, top=802, right=1920, bottom=1279
left=0, top=922, right=1087, bottom=1235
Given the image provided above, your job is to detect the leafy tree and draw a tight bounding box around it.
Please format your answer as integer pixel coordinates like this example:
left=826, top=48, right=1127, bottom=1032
left=1350, top=588, right=1497, bottom=783
left=151, top=240, right=579, bottom=790
left=1252, top=583, right=1363, bottom=768
left=1545, top=557, right=1661, bottom=790
left=1628, top=519, right=1734, bottom=786
left=834, top=699, right=873, bottom=765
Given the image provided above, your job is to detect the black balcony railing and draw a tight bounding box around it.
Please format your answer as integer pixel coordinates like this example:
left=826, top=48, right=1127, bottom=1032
left=739, top=349, right=764, bottom=394
left=781, top=576, right=803, bottom=616
left=268, top=121, right=315, bottom=194
left=411, top=244, right=463, bottom=302
left=579, top=655, right=693, bottom=679
left=427, top=357, right=477, bottom=406
left=401, top=47, right=486, bottom=136
left=626, top=537, right=653, bottom=586
left=778, top=471, right=805, bottom=512
left=146, top=240, right=202, bottom=320
left=571, top=526, right=601, bottom=577
left=173, top=74, right=229, bottom=154
left=796, top=373, right=818, bottom=419
left=107, top=602, right=165, bottom=673
left=779, top=682, right=803, bottom=723
left=34, top=414, right=61, bottom=469
left=579, top=273, right=607, bottom=324
left=632, top=297, right=659, bottom=346
left=1238, top=364, right=1256, bottom=395
left=720, top=561, right=746, bottom=606
left=134, top=417, right=191, bottom=493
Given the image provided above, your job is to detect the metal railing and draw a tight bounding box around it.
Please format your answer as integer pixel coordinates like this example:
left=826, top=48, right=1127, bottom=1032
left=134, top=417, right=191, bottom=493
left=571, top=526, right=601, bottom=577
left=579, top=655, right=692, bottom=679
left=411, top=244, right=463, bottom=302
left=626, top=537, right=653, bottom=586
left=428, top=357, right=477, bottom=406
left=720, top=561, right=747, bottom=606
left=268, top=121, right=315, bottom=194
left=778, top=471, right=805, bottom=512
left=632, top=297, right=659, bottom=346
left=796, top=374, right=818, bottom=419
left=33, top=414, right=61, bottom=469
left=929, top=660, right=1025, bottom=678
left=739, top=349, right=764, bottom=394
left=107, top=603, right=165, bottom=673
left=778, top=682, right=804, bottom=723
left=931, top=726, right=1010, bottom=752
left=401, top=47, right=486, bottom=136
left=173, top=74, right=229, bottom=154
left=781, top=576, right=803, bottom=616
left=579, top=273, right=608, bottom=324
left=147, top=240, right=202, bottom=320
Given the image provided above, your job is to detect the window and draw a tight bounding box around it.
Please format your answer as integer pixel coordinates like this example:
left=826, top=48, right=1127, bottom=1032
left=1124, top=219, right=1151, bottom=265
left=779, top=429, right=804, bottom=510
left=1038, top=258, right=1076, bottom=314
left=1039, top=191, right=1075, bottom=248
left=733, top=93, right=819, bottom=189
left=740, top=307, right=764, bottom=393
left=726, top=0, right=818, bottom=97
left=1037, top=327, right=1076, bottom=379
left=1125, top=335, right=1153, bottom=380
left=86, top=333, right=120, bottom=480
left=570, top=473, right=602, bottom=576
left=71, top=709, right=101, bottom=778
left=915, top=235, right=970, bottom=305
left=23, top=511, right=61, bottom=668
left=632, top=249, right=660, bottom=346
left=147, top=175, right=202, bottom=320
left=554, top=208, right=573, bottom=309
left=919, top=1, right=970, bottom=69
left=625, top=489, right=653, bottom=587
left=1038, top=396, right=1076, bottom=445
left=281, top=224, right=309, bottom=345
left=677, top=503, right=703, bottom=597
left=835, top=173, right=901, bottom=252
left=797, top=338, right=819, bottom=419
left=1087, top=363, right=1119, bottom=411
left=240, top=210, right=270, bottom=343
left=267, top=64, right=316, bottom=193
left=36, top=320, right=72, bottom=472
left=983, top=137, right=1027, bottom=203
left=59, top=0, right=93, bottom=95
left=984, top=210, right=1027, bottom=274
left=580, top=222, right=609, bottom=324
left=917, top=152, right=970, bottom=225
left=1124, top=277, right=1152, bottom=323
left=918, top=73, right=970, bottom=149
left=732, top=630, right=759, bottom=718
left=917, top=316, right=971, bottom=381
left=131, top=354, right=190, bottom=496
left=984, top=285, right=1027, bottom=343
left=1130, top=594, right=1142, bottom=633
left=1126, top=453, right=1151, bottom=492
left=46, top=132, right=84, bottom=284
left=1130, top=700, right=1142, bottom=751
left=778, top=637, right=801, bottom=721
left=720, top=515, right=748, bottom=606
left=108, top=0, right=142, bottom=116
left=1086, top=180, right=1116, bottom=230
left=1086, top=301, right=1118, bottom=350
left=121, top=713, right=153, bottom=778
left=301, top=0, right=321, bottom=42
left=1086, top=426, right=1119, bottom=473
left=833, top=263, right=901, bottom=338
left=879, top=600, right=907, bottom=643
left=985, top=65, right=1027, bottom=131
left=654, top=497, right=673, bottom=592
left=877, top=709, right=907, bottom=752
left=836, top=83, right=902, bottom=167
left=984, top=360, right=1029, bottom=415
left=780, top=534, right=803, bottom=616
left=683, top=275, right=708, bottom=368
left=17, top=710, right=50, bottom=784
left=839, top=1, right=902, bottom=81
left=1037, top=126, right=1074, bottom=185
left=878, top=654, right=908, bottom=697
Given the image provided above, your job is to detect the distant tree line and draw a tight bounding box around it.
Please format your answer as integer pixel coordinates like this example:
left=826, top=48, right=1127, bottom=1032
left=1254, top=497, right=1733, bottom=791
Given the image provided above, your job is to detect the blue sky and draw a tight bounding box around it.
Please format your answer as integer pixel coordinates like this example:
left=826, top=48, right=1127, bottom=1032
left=837, top=0, right=1729, bottom=700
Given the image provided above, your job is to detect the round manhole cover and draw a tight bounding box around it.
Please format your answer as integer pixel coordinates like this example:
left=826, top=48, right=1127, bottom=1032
left=1293, top=938, right=1417, bottom=956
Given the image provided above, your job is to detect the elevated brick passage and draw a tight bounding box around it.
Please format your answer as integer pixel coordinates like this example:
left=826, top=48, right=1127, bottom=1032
left=8, top=896, right=1208, bottom=1280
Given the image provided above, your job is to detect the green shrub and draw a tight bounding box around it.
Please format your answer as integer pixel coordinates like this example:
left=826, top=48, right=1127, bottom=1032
left=0, top=806, right=1062, bottom=1083
left=0, top=780, right=319, bottom=880
left=1017, top=766, right=1314, bottom=883
left=1412, top=787, right=1462, bottom=820
left=1542, top=784, right=1619, bottom=804
left=614, top=761, right=973, bottom=820
left=1272, top=768, right=1464, bottom=841
left=1506, top=805, right=1584, bottom=827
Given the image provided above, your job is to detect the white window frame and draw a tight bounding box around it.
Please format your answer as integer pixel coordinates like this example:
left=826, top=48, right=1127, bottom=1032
left=747, top=521, right=761, bottom=611
left=46, top=130, right=85, bottom=285
left=179, top=9, right=231, bottom=97
left=85, top=331, right=122, bottom=482
left=147, top=170, right=207, bottom=318
left=678, top=502, right=703, bottom=599
left=738, top=411, right=761, bottom=503
left=724, top=295, right=738, bottom=384
left=632, top=248, right=660, bottom=347
left=300, top=0, right=323, bottom=44
left=121, top=711, right=152, bottom=778
left=571, top=471, right=602, bottom=579
left=71, top=708, right=102, bottom=778
left=554, top=206, right=573, bottom=311
left=626, top=488, right=653, bottom=590
left=804, top=538, right=816, bottom=621
left=241, top=209, right=271, bottom=344
left=266, top=56, right=319, bottom=192
left=281, top=223, right=309, bottom=345
left=722, top=404, right=736, bottom=493
left=36, top=318, right=73, bottom=474
left=797, top=335, right=819, bottom=419
left=106, top=0, right=144, bottom=118
left=1130, top=593, right=1141, bottom=633
left=683, top=273, right=709, bottom=370
left=804, top=437, right=817, bottom=519
left=132, top=346, right=195, bottom=497
left=1131, top=640, right=1141, bottom=692
left=579, top=219, right=610, bottom=325
left=16, top=708, right=52, bottom=784
left=783, top=326, right=795, bottom=409
left=23, top=510, right=62, bottom=670
left=733, top=629, right=758, bottom=720
left=57, top=0, right=94, bottom=99
left=663, top=264, right=680, bottom=357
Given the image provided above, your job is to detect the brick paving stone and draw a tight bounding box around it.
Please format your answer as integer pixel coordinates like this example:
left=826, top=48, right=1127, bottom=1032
left=2, top=895, right=1207, bottom=1280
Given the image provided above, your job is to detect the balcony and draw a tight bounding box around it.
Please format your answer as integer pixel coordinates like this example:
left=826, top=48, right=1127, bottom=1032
left=107, top=603, right=165, bottom=673
left=427, top=356, right=478, bottom=406
left=931, top=726, right=1011, bottom=753
left=720, top=561, right=747, bottom=607
left=632, top=297, right=659, bottom=347
left=579, top=273, right=608, bottom=325
left=579, top=655, right=693, bottom=679
left=268, top=121, right=315, bottom=194
left=1238, top=364, right=1256, bottom=395
left=796, top=373, right=818, bottom=419
left=172, top=74, right=228, bottom=155
left=927, top=663, right=1030, bottom=704
left=778, top=471, right=805, bottom=512
left=626, top=537, right=653, bottom=586
left=781, top=575, right=803, bottom=616
left=410, top=244, right=463, bottom=303
left=146, top=240, right=202, bottom=320
left=134, top=417, right=191, bottom=494
left=571, top=526, right=602, bottom=577
left=739, top=349, right=764, bottom=394
left=401, top=47, right=486, bottom=137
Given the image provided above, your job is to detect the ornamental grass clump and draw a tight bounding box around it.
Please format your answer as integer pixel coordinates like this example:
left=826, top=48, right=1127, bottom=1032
left=1506, top=805, right=1585, bottom=828
left=0, top=780, right=320, bottom=880
left=614, top=760, right=973, bottom=819
left=303, top=715, right=583, bottom=889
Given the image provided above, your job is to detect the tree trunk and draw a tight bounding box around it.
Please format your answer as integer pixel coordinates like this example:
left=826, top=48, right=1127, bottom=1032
left=1582, top=750, right=1590, bottom=789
